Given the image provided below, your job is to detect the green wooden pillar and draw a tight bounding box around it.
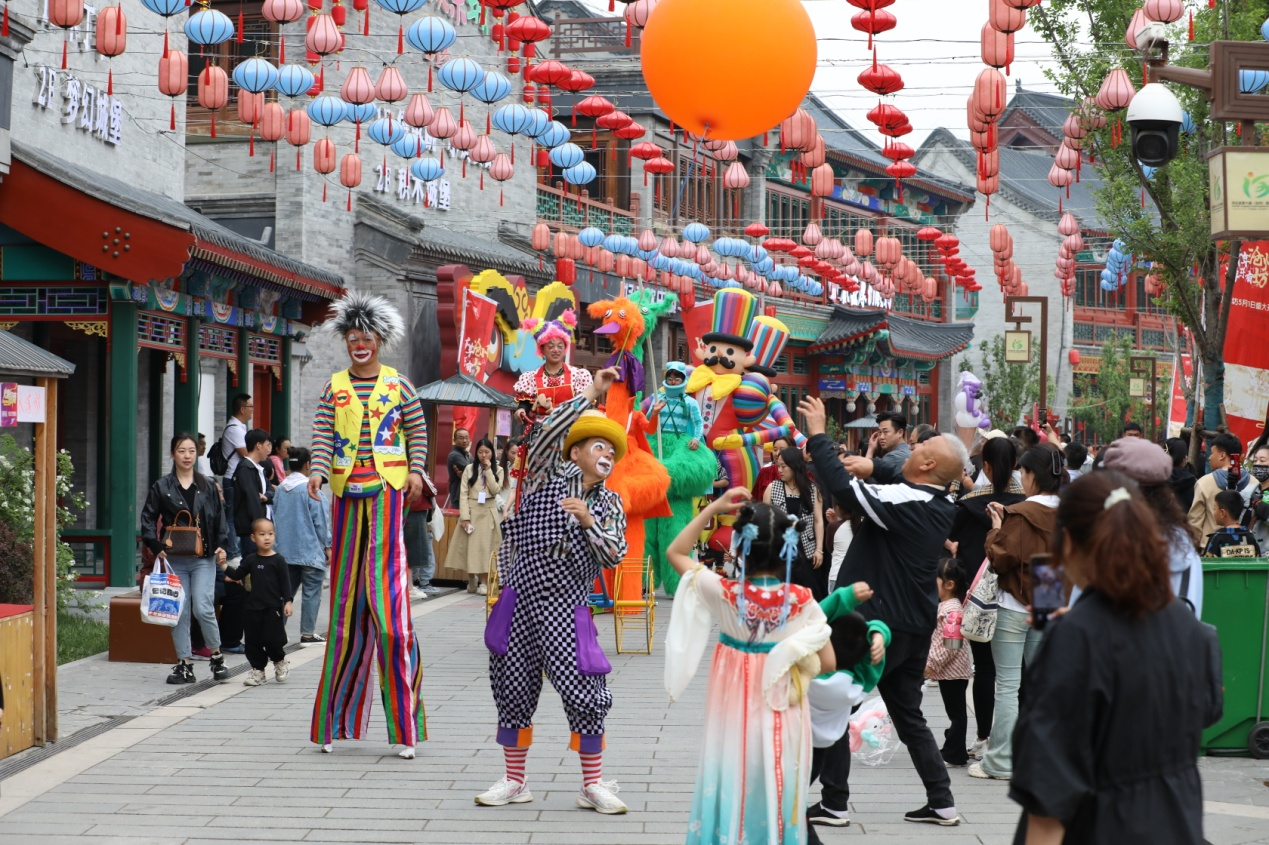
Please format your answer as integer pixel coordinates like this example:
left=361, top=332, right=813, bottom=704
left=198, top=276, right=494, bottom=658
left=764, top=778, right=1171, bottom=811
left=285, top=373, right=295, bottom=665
left=148, top=352, right=165, bottom=489
left=173, top=317, right=200, bottom=438
left=271, top=336, right=292, bottom=442
left=107, top=302, right=139, bottom=588
left=227, top=326, right=251, bottom=420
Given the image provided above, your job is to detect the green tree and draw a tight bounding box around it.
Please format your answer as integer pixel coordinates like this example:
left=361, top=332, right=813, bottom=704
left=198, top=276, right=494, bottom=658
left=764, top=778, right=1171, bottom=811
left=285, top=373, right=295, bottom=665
left=1068, top=337, right=1154, bottom=443
left=963, top=335, right=1042, bottom=427
left=1029, top=0, right=1269, bottom=438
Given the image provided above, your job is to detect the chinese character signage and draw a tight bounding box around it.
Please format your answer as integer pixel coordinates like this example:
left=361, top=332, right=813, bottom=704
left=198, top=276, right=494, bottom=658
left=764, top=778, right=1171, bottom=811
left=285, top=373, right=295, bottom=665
left=1221, top=241, right=1269, bottom=446
left=17, top=386, right=48, bottom=423
left=33, top=66, right=124, bottom=146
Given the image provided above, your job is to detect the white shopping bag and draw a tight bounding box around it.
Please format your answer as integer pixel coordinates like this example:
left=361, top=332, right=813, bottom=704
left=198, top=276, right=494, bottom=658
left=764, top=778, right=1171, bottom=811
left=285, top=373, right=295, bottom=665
left=140, top=558, right=186, bottom=627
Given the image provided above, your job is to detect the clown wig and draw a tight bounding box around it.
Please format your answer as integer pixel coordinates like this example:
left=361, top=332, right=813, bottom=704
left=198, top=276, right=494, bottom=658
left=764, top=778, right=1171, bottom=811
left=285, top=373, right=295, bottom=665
left=324, top=291, right=406, bottom=350
left=520, top=309, right=578, bottom=350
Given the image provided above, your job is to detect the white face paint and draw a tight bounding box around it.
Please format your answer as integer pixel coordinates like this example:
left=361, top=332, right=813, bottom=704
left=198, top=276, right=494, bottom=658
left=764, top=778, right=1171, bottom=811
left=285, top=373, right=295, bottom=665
left=593, top=440, right=614, bottom=477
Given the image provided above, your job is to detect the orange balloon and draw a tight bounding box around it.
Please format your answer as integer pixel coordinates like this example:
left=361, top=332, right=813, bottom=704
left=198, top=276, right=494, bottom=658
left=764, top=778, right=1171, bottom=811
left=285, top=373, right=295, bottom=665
left=640, top=0, right=816, bottom=141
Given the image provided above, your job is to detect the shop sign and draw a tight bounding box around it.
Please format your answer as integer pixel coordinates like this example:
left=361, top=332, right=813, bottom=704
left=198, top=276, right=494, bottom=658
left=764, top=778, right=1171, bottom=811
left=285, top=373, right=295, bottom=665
left=374, top=161, right=451, bottom=210
left=1004, top=330, right=1032, bottom=363
left=0, top=383, right=16, bottom=427
left=33, top=65, right=123, bottom=146
left=1209, top=148, right=1269, bottom=238
left=818, top=377, right=847, bottom=392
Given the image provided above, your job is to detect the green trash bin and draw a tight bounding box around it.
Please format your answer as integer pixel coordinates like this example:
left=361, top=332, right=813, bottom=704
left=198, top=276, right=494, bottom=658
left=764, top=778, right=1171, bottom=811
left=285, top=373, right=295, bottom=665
left=1200, top=557, right=1269, bottom=758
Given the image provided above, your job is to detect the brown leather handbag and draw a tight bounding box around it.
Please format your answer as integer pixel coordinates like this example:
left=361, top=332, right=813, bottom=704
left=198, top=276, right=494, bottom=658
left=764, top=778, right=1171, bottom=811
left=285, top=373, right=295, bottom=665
left=163, top=510, right=205, bottom=557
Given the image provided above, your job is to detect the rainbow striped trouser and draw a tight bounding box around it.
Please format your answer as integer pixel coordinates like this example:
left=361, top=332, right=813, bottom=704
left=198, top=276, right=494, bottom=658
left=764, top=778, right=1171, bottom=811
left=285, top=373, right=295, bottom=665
left=310, top=484, right=425, bottom=746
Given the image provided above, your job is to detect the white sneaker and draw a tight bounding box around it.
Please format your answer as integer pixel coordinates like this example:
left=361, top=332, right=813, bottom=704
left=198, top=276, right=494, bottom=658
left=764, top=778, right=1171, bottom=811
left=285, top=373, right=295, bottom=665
left=410, top=587, right=428, bottom=601
left=475, top=777, right=533, bottom=806
left=477, top=583, right=488, bottom=596
left=967, top=739, right=987, bottom=760
left=577, top=780, right=628, bottom=815
left=968, top=761, right=1009, bottom=780
left=243, top=668, right=267, bottom=686
left=274, top=659, right=290, bottom=683
left=398, top=746, right=415, bottom=759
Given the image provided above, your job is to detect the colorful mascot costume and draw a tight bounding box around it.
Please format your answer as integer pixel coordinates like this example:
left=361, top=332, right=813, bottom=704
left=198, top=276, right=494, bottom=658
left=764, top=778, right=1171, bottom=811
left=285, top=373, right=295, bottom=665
left=479, top=368, right=631, bottom=815
left=586, top=297, right=672, bottom=607
left=641, top=361, right=716, bottom=597
left=308, top=292, right=428, bottom=758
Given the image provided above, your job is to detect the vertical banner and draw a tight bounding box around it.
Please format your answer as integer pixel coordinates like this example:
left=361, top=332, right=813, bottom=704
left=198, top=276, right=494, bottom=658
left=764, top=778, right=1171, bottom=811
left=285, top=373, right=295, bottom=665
left=1223, top=241, right=1269, bottom=448
left=682, top=301, right=714, bottom=361
left=1167, top=353, right=1192, bottom=439
left=0, top=383, right=16, bottom=427
left=453, top=288, right=500, bottom=437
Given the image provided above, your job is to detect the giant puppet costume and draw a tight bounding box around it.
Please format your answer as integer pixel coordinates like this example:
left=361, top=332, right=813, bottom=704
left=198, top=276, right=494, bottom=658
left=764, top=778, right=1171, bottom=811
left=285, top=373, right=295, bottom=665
left=479, top=367, right=632, bottom=815
left=307, top=292, right=428, bottom=758
left=711, top=315, right=805, bottom=454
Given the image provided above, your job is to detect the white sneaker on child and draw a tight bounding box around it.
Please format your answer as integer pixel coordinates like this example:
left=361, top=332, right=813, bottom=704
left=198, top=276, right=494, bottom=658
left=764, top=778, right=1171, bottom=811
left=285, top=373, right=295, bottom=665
left=475, top=777, right=533, bottom=806
left=274, top=659, right=290, bottom=683
left=577, top=781, right=628, bottom=815
left=243, top=668, right=267, bottom=686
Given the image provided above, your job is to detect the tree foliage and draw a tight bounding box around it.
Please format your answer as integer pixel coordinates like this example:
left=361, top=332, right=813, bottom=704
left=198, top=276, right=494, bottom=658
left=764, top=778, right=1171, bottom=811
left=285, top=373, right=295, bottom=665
left=963, top=335, right=1042, bottom=428
left=1068, top=336, right=1156, bottom=444
left=1028, top=0, right=1269, bottom=434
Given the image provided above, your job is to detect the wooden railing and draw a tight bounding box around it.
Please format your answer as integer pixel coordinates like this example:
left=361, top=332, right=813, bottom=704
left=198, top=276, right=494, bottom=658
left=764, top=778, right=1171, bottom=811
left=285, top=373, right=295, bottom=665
left=536, top=183, right=639, bottom=235
left=548, top=14, right=638, bottom=56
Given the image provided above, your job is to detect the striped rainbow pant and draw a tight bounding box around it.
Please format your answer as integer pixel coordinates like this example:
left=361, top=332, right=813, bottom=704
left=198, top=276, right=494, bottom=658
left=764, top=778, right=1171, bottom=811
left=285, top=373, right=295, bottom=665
left=310, top=484, right=425, bottom=747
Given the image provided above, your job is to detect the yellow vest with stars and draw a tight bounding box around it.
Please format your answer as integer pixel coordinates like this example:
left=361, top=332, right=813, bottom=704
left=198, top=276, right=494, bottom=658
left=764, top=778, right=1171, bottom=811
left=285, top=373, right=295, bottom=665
left=328, top=366, right=409, bottom=495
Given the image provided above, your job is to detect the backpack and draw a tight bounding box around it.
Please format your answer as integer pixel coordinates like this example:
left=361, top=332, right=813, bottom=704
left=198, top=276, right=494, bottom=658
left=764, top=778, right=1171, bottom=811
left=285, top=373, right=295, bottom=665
left=209, top=433, right=230, bottom=476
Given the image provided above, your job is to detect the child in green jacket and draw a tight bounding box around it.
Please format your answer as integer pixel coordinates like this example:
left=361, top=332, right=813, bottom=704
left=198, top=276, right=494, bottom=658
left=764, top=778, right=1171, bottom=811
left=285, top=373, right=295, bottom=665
left=808, top=581, right=891, bottom=748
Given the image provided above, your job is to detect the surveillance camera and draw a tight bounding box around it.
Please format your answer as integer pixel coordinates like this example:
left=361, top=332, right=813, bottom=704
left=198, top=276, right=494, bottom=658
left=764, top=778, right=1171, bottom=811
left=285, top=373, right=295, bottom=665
left=1134, top=21, right=1168, bottom=53
left=1126, top=83, right=1183, bottom=167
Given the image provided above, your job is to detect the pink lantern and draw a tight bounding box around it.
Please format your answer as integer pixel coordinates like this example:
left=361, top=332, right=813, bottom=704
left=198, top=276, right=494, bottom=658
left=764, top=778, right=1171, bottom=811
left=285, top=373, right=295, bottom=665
left=973, top=68, right=1008, bottom=120
left=695, top=244, right=711, bottom=265
left=1047, top=164, right=1073, bottom=188
left=341, top=66, right=376, bottom=105
left=1063, top=113, right=1088, bottom=140
left=263, top=0, right=305, bottom=21
left=989, top=0, right=1026, bottom=32
left=713, top=140, right=739, bottom=162
left=980, top=147, right=1000, bottom=178
left=237, top=90, right=265, bottom=125
left=48, top=0, right=84, bottom=67
left=810, top=163, right=835, bottom=197
left=1096, top=68, right=1135, bottom=112
left=451, top=120, right=478, bottom=151
left=259, top=103, right=286, bottom=141
left=95, top=6, right=127, bottom=97
left=1124, top=8, right=1149, bottom=50
left=801, top=135, right=827, bottom=168
left=489, top=152, right=514, bottom=206
left=723, top=161, right=750, bottom=190
left=981, top=24, right=1014, bottom=72
left=469, top=134, right=497, bottom=164
left=306, top=13, right=342, bottom=56
left=989, top=224, right=1010, bottom=253
left=430, top=107, right=458, bottom=139
left=1064, top=233, right=1085, bottom=253
left=1058, top=212, right=1080, bottom=236
left=404, top=93, right=434, bottom=128
left=660, top=236, right=680, bottom=258
left=779, top=109, right=816, bottom=152
left=1144, top=0, right=1184, bottom=23
left=198, top=66, right=229, bottom=137
left=158, top=50, right=188, bottom=131
left=314, top=138, right=337, bottom=174
left=340, top=153, right=362, bottom=188
left=855, top=229, right=874, bottom=258
left=1055, top=142, right=1081, bottom=169
left=286, top=109, right=311, bottom=147
left=802, top=222, right=823, bottom=247
left=596, top=250, right=614, bottom=273
left=376, top=66, right=408, bottom=103
left=977, top=174, right=1000, bottom=195
left=638, top=229, right=658, bottom=253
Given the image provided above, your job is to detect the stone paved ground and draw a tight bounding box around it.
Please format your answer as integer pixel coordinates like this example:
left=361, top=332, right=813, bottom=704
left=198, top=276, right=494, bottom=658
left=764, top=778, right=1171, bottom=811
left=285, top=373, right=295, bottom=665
left=3, top=591, right=1268, bottom=844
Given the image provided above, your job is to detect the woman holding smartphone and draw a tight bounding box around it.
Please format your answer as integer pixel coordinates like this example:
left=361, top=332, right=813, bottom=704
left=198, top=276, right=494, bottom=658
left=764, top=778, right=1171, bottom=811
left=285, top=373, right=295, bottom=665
left=1010, top=471, right=1222, bottom=844
left=971, top=442, right=1065, bottom=782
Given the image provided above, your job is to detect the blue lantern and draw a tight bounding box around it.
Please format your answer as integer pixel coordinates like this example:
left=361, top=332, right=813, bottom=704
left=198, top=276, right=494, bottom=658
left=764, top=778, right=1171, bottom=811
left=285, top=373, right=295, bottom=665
left=367, top=117, right=407, bottom=146
left=492, top=104, right=532, bottom=136
left=549, top=143, right=585, bottom=169
left=578, top=227, right=605, bottom=248
left=274, top=65, right=316, bottom=99
left=185, top=9, right=235, bottom=46
left=410, top=158, right=444, bottom=182
left=1140, top=163, right=1157, bottom=179
left=1238, top=69, right=1269, bottom=94
left=602, top=235, right=625, bottom=254
left=437, top=58, right=485, bottom=94
left=392, top=133, right=425, bottom=159
left=232, top=58, right=279, bottom=95
left=750, top=245, right=768, bottom=264
left=1262, top=16, right=1269, bottom=41
left=1180, top=111, right=1196, bottom=135
left=651, top=254, right=672, bottom=271
left=405, top=17, right=457, bottom=55
left=307, top=96, right=348, bottom=127
left=344, top=103, right=378, bottom=124
left=754, top=257, right=775, bottom=275
left=374, top=0, right=426, bottom=12
left=472, top=71, right=512, bottom=106
left=533, top=121, right=571, bottom=149
left=683, top=222, right=710, bottom=243
left=563, top=162, right=597, bottom=185
left=523, top=108, right=551, bottom=139
left=140, top=0, right=184, bottom=16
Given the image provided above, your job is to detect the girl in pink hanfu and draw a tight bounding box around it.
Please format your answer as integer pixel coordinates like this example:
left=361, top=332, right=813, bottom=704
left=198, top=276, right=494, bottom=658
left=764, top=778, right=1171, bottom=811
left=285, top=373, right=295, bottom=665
left=665, top=488, right=834, bottom=845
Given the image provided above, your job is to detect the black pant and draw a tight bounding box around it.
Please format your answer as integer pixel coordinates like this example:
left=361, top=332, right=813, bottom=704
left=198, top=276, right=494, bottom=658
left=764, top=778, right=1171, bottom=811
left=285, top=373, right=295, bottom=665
left=217, top=575, right=248, bottom=649
left=243, top=606, right=287, bottom=670
left=938, top=679, right=969, bottom=765
left=813, top=629, right=955, bottom=811
left=969, top=638, right=995, bottom=741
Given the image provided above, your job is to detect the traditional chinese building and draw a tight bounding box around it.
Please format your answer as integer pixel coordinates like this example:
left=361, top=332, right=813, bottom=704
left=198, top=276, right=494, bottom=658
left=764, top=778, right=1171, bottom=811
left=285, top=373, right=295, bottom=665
left=0, top=2, right=342, bottom=587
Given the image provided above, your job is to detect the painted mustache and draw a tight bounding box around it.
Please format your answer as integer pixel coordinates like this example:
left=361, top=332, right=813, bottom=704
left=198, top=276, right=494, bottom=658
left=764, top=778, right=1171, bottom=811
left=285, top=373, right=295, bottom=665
left=703, top=356, right=735, bottom=369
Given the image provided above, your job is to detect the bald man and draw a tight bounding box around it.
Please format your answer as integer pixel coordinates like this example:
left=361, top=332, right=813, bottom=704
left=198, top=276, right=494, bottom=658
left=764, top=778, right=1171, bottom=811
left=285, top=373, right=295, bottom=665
left=798, top=396, right=963, bottom=829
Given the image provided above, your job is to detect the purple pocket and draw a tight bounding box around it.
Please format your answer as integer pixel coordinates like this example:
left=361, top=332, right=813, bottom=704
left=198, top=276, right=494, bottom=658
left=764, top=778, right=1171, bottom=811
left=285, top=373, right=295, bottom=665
left=573, top=605, right=612, bottom=676
left=484, top=586, right=518, bottom=655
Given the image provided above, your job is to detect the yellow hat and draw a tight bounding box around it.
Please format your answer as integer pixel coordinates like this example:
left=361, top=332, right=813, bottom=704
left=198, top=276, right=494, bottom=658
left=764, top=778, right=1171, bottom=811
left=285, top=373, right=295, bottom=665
left=563, top=411, right=628, bottom=462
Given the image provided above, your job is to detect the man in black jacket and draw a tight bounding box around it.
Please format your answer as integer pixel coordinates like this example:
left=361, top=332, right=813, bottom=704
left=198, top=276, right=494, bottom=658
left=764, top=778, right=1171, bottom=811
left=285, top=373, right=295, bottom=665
left=799, top=395, right=968, bottom=828
left=232, top=429, right=274, bottom=553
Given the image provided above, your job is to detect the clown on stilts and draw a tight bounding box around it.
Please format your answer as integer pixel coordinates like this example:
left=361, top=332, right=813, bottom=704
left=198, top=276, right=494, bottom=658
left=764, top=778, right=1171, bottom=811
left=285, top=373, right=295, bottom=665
left=307, top=292, right=429, bottom=759
left=478, top=365, right=632, bottom=815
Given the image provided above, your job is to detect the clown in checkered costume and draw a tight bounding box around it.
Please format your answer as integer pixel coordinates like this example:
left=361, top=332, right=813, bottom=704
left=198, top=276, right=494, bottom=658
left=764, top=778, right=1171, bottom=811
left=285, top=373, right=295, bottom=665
left=477, top=366, right=633, bottom=815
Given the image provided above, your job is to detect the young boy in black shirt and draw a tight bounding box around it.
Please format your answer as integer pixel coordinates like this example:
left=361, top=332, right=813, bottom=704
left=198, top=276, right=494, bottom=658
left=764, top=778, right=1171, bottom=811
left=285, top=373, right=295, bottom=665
left=1202, top=491, right=1263, bottom=558
left=219, top=518, right=293, bottom=685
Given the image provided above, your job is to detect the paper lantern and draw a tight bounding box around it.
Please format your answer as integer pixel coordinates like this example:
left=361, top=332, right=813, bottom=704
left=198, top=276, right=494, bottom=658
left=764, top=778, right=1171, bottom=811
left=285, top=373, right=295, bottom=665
left=1125, top=8, right=1150, bottom=50
left=96, top=6, right=127, bottom=57
left=855, top=229, right=873, bottom=257
left=186, top=8, right=235, bottom=46
left=376, top=66, right=408, bottom=103
left=306, top=13, right=341, bottom=56
left=640, top=0, right=816, bottom=140
left=259, top=103, right=286, bottom=141
left=1096, top=68, right=1135, bottom=111
left=531, top=59, right=573, bottom=86
left=1144, top=0, right=1184, bottom=23
left=779, top=109, right=816, bottom=151
left=858, top=61, right=903, bottom=96
left=801, top=135, right=826, bottom=168
left=286, top=109, right=312, bottom=155
left=981, top=23, right=1014, bottom=71
left=989, top=0, right=1026, bottom=32
left=314, top=138, right=337, bottom=175
left=438, top=57, right=485, bottom=94
left=809, top=163, right=834, bottom=197
left=1054, top=142, right=1080, bottom=170
left=233, top=57, right=279, bottom=95
left=403, top=93, right=434, bottom=128
left=340, top=154, right=362, bottom=208
left=157, top=50, right=188, bottom=130
left=973, top=68, right=1008, bottom=119
left=430, top=107, right=458, bottom=139
left=198, top=65, right=229, bottom=136
left=263, top=0, right=306, bottom=22
left=341, top=66, right=376, bottom=105
left=275, top=64, right=316, bottom=98
left=1058, top=212, right=1080, bottom=235
left=723, top=160, right=750, bottom=190
left=237, top=90, right=264, bottom=125
left=1047, top=164, right=1073, bottom=188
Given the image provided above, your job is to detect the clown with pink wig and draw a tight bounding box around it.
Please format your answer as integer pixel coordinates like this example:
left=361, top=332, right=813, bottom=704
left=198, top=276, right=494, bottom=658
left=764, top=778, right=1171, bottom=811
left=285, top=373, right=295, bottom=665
left=513, top=310, right=592, bottom=426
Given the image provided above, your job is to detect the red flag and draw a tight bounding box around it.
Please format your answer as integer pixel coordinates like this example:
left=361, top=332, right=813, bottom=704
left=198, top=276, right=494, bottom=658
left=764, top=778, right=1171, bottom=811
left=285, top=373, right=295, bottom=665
left=1221, top=241, right=1269, bottom=447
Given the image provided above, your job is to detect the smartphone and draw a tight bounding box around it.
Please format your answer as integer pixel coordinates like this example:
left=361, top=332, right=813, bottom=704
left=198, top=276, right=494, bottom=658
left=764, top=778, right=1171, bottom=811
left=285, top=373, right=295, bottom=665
left=1028, top=553, right=1065, bottom=631
left=1229, top=453, right=1243, bottom=489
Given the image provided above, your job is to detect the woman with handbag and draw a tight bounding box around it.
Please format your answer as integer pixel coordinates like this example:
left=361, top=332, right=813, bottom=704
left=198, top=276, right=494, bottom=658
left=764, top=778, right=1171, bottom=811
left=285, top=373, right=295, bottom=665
left=969, top=443, right=1064, bottom=781
left=946, top=436, right=1024, bottom=760
left=141, top=434, right=231, bottom=685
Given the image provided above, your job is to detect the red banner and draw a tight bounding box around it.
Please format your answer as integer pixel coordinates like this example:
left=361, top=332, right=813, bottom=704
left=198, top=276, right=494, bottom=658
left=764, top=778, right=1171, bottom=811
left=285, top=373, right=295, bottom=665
left=1222, top=241, right=1269, bottom=448
left=1167, top=352, right=1192, bottom=439
left=454, top=288, right=499, bottom=436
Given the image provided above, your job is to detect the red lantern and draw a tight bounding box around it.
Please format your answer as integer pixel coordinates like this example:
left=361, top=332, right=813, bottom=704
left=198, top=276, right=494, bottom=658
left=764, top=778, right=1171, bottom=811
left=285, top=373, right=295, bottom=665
left=744, top=222, right=769, bottom=238
left=575, top=94, right=614, bottom=122
left=556, top=258, right=576, bottom=285
left=882, top=142, right=914, bottom=161
left=532, top=60, right=572, bottom=87
left=95, top=6, right=127, bottom=93
left=851, top=8, right=896, bottom=48
left=981, top=23, right=1014, bottom=72
left=1068, top=349, right=1081, bottom=366
left=198, top=66, right=229, bottom=138
left=866, top=103, right=907, bottom=131
left=858, top=61, right=903, bottom=95
left=916, top=226, right=941, bottom=241
left=885, top=160, right=916, bottom=179
left=314, top=138, right=336, bottom=175
left=972, top=69, right=1007, bottom=120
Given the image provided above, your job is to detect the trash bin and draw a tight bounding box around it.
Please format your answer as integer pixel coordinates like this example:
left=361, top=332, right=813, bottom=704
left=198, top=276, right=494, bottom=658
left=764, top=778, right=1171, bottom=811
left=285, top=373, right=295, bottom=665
left=1200, top=557, right=1269, bottom=758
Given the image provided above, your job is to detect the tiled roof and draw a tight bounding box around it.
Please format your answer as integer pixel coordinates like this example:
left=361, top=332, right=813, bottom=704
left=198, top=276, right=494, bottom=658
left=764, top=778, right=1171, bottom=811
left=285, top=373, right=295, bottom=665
left=810, top=306, right=973, bottom=360
left=916, top=128, right=1111, bottom=234
left=418, top=224, right=548, bottom=276
left=0, top=330, right=75, bottom=379
left=415, top=372, right=517, bottom=409
left=1002, top=85, right=1075, bottom=140
left=12, top=141, right=344, bottom=296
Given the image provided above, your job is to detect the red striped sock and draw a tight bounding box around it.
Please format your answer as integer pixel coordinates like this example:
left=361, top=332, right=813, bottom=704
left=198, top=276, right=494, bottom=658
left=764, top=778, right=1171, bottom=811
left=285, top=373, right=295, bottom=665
left=504, top=746, right=528, bottom=784
left=579, top=750, right=602, bottom=786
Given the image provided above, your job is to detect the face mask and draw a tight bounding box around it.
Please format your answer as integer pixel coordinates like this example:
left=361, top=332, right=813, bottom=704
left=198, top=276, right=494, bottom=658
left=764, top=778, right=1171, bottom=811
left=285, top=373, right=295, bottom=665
left=662, top=378, right=685, bottom=397
left=1251, top=465, right=1269, bottom=482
